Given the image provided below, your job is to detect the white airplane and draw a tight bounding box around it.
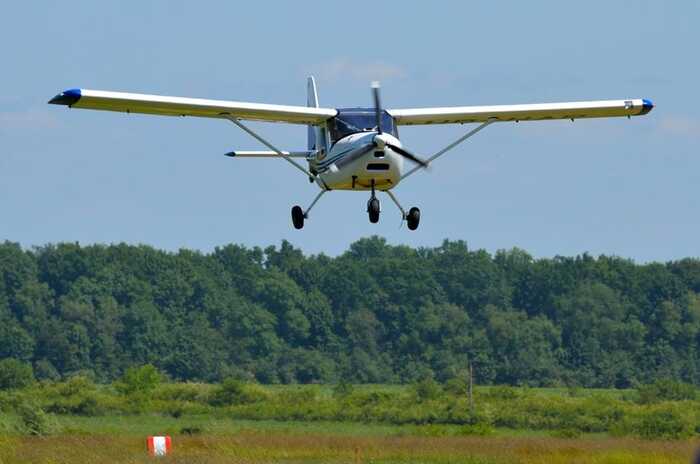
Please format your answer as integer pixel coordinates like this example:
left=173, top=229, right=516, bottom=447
left=49, top=78, right=653, bottom=230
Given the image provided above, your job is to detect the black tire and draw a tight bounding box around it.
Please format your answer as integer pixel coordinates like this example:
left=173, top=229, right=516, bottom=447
left=368, top=198, right=380, bottom=223
left=291, top=205, right=304, bottom=229
left=407, top=207, right=420, bottom=230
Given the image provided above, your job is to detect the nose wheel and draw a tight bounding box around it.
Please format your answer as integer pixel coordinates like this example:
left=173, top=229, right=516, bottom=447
left=367, top=179, right=381, bottom=223
left=367, top=198, right=380, bottom=223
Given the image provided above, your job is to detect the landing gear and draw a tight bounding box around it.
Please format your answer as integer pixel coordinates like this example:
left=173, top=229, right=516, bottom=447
left=385, top=190, right=421, bottom=231
left=368, top=198, right=380, bottom=223
left=367, top=179, right=380, bottom=223
left=291, top=189, right=327, bottom=230
left=291, top=205, right=304, bottom=229
left=407, top=207, right=420, bottom=230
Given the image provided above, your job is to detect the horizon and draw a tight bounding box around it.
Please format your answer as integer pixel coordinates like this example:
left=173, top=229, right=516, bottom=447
left=3, top=236, right=696, bottom=265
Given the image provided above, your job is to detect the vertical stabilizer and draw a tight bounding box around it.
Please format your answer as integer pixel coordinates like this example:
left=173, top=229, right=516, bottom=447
left=306, top=77, right=327, bottom=152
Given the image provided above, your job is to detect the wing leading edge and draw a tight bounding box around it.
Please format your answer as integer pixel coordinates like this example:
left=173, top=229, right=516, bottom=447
left=388, top=99, right=654, bottom=125
left=48, top=88, right=337, bottom=125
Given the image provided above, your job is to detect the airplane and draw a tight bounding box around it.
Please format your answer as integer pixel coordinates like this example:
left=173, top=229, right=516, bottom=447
left=49, top=78, right=653, bottom=230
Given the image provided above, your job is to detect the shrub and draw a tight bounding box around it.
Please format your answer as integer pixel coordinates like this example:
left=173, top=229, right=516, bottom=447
left=154, top=383, right=206, bottom=402
left=16, top=402, right=49, bottom=436
left=444, top=377, right=468, bottom=396
left=637, top=379, right=697, bottom=404
left=58, top=375, right=95, bottom=397
left=412, top=377, right=442, bottom=402
left=208, top=379, right=267, bottom=406
left=46, top=391, right=108, bottom=416
left=116, top=365, right=162, bottom=396
left=0, top=359, right=35, bottom=390
left=611, top=406, right=694, bottom=440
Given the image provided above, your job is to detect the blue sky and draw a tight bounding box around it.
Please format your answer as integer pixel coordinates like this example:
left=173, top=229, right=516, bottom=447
left=1, top=1, right=698, bottom=262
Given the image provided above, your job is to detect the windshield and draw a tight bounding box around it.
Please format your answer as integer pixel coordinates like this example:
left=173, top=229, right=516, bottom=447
left=329, top=109, right=397, bottom=143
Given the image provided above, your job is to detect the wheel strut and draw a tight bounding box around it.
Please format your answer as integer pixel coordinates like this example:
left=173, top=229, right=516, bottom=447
left=291, top=189, right=327, bottom=230
left=385, top=190, right=420, bottom=231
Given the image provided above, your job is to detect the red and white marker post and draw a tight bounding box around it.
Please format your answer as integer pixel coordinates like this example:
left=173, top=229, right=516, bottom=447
left=147, top=436, right=172, bottom=456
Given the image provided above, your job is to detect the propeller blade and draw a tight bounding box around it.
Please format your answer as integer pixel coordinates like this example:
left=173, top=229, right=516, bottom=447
left=372, top=81, right=382, bottom=135
left=386, top=143, right=429, bottom=168
left=335, top=142, right=377, bottom=169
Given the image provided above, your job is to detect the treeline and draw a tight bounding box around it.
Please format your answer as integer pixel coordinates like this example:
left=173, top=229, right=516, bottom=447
left=1, top=237, right=699, bottom=387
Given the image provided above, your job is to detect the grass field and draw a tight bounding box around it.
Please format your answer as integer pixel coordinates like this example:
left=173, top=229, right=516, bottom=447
left=0, top=421, right=698, bottom=464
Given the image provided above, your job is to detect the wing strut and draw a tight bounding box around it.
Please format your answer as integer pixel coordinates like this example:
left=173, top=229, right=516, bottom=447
left=222, top=115, right=315, bottom=179
left=401, top=118, right=498, bottom=180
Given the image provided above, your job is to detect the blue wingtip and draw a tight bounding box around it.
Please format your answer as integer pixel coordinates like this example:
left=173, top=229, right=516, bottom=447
left=48, top=88, right=81, bottom=105
left=640, top=98, right=654, bottom=115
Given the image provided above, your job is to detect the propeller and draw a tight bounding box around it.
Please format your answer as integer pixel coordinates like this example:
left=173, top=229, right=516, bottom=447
left=372, top=82, right=383, bottom=135
left=335, top=82, right=431, bottom=171
left=371, top=82, right=429, bottom=168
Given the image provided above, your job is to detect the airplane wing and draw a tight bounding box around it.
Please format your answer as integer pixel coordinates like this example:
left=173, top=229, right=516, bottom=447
left=388, top=99, right=654, bottom=125
left=48, top=88, right=337, bottom=125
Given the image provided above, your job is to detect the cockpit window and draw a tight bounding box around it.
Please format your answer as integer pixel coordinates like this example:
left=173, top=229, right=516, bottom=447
left=329, top=109, right=397, bottom=143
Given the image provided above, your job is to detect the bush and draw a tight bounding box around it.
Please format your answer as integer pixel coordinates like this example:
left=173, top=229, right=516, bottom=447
left=58, top=375, right=95, bottom=397
left=46, top=391, right=108, bottom=416
left=208, top=379, right=267, bottom=406
left=444, top=377, right=468, bottom=396
left=0, top=359, right=35, bottom=390
left=637, top=379, right=697, bottom=404
left=154, top=383, right=206, bottom=402
left=611, top=406, right=694, bottom=440
left=116, top=365, right=162, bottom=396
left=16, top=402, right=49, bottom=436
left=412, top=377, right=442, bottom=402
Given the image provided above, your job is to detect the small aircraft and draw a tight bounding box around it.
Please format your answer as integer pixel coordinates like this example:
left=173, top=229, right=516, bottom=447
left=49, top=79, right=653, bottom=230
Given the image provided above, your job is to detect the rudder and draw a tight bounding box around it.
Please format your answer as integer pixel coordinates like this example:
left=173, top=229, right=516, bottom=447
left=307, top=77, right=327, bottom=153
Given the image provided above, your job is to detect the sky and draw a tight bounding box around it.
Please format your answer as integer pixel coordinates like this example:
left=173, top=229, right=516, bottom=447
left=1, top=1, right=698, bottom=262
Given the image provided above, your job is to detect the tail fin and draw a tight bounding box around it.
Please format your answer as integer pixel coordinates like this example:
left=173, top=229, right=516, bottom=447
left=306, top=76, right=327, bottom=150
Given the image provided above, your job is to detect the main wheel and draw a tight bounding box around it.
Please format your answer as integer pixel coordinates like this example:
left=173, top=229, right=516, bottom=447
left=367, top=198, right=380, bottom=223
left=407, top=207, right=420, bottom=230
left=291, top=205, right=304, bottom=229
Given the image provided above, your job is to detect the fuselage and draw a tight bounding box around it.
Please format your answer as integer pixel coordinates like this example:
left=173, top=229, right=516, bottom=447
left=309, top=108, right=404, bottom=191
